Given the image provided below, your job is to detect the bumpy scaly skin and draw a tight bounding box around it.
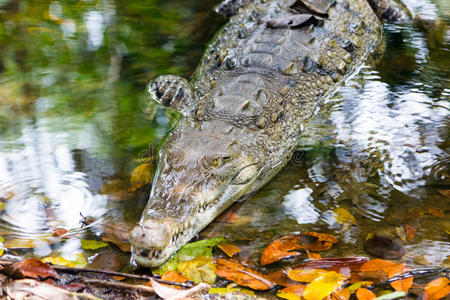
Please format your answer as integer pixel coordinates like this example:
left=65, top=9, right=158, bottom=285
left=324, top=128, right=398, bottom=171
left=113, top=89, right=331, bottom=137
left=130, top=0, right=382, bottom=267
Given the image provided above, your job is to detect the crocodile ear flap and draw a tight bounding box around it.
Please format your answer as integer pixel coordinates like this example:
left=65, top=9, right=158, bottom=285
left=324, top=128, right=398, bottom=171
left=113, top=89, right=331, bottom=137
left=148, top=75, right=195, bottom=115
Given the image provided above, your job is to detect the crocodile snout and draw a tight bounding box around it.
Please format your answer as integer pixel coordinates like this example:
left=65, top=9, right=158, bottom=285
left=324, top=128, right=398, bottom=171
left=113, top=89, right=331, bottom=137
left=130, top=219, right=173, bottom=250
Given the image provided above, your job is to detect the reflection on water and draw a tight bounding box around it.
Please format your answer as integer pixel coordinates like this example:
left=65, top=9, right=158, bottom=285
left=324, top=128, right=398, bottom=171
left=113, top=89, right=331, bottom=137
left=0, top=0, right=449, bottom=271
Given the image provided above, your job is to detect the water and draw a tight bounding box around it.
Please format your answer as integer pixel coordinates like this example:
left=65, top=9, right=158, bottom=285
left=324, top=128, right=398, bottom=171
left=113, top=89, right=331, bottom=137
left=0, top=0, right=448, bottom=273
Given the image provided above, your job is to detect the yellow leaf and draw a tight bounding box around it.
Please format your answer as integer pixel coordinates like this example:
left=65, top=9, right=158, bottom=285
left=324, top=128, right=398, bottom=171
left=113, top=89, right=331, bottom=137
left=217, top=243, right=241, bottom=257
left=303, top=271, right=345, bottom=300
left=42, top=256, right=75, bottom=267
left=348, top=282, right=374, bottom=294
left=177, top=256, right=216, bottom=284
left=277, top=292, right=303, bottom=300
left=333, top=207, right=357, bottom=227
left=208, top=287, right=255, bottom=296
left=288, top=268, right=328, bottom=283
left=130, top=163, right=154, bottom=190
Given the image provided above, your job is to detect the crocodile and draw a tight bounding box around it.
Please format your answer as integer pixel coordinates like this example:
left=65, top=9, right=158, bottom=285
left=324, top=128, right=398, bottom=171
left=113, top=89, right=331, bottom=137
left=130, top=0, right=411, bottom=267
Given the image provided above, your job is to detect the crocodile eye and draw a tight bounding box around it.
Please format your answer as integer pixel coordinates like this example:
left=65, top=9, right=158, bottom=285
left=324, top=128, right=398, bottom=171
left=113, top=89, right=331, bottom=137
left=211, top=157, right=222, bottom=168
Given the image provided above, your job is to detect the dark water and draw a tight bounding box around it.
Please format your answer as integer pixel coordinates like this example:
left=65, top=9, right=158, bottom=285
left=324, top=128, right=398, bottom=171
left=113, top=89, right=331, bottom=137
left=0, top=0, right=448, bottom=273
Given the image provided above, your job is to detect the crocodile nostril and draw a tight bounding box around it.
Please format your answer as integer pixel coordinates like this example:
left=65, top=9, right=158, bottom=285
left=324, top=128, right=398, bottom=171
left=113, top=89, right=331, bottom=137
left=139, top=249, right=150, bottom=257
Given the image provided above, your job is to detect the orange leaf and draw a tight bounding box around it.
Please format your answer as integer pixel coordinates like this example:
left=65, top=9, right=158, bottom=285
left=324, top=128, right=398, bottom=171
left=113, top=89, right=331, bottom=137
left=288, top=269, right=328, bottom=283
left=307, top=250, right=321, bottom=259
left=217, top=243, right=241, bottom=257
left=214, top=259, right=275, bottom=290
left=52, top=228, right=69, bottom=238
left=388, top=265, right=413, bottom=292
left=332, top=288, right=350, bottom=300
left=161, top=271, right=188, bottom=283
left=356, top=288, right=376, bottom=300
left=13, top=258, right=59, bottom=280
left=216, top=211, right=238, bottom=223
left=260, top=232, right=338, bottom=265
left=360, top=259, right=400, bottom=282
left=280, top=284, right=307, bottom=296
left=405, top=224, right=416, bottom=240
left=427, top=207, right=445, bottom=219
left=266, top=270, right=299, bottom=287
left=424, top=277, right=450, bottom=300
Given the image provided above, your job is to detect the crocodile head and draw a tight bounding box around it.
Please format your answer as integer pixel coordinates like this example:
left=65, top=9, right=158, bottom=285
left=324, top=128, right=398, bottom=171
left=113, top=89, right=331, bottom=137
left=130, top=120, right=261, bottom=267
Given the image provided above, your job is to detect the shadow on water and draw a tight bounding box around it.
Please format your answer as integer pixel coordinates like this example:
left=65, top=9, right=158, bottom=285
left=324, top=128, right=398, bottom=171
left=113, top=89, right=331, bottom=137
left=0, top=0, right=448, bottom=274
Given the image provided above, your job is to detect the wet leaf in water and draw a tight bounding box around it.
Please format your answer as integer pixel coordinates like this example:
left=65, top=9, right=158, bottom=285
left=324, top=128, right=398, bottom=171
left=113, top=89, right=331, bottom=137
left=277, top=285, right=306, bottom=299
left=13, top=258, right=59, bottom=280
left=260, top=232, right=338, bottom=265
left=215, top=258, right=275, bottom=290
left=130, top=163, right=154, bottom=191
left=427, top=207, right=445, bottom=219
left=100, top=179, right=133, bottom=201
left=287, top=268, right=328, bottom=283
left=266, top=270, right=300, bottom=287
left=42, top=254, right=87, bottom=268
left=333, top=287, right=351, bottom=300
left=405, top=224, right=416, bottom=240
left=155, top=237, right=225, bottom=274
left=52, top=228, right=69, bottom=238
left=177, top=256, right=216, bottom=284
left=215, top=211, right=238, bottom=223
left=363, top=234, right=405, bottom=259
left=437, top=190, right=450, bottom=199
left=356, top=288, right=376, bottom=300
left=208, top=287, right=255, bottom=296
left=388, top=266, right=413, bottom=293
left=150, top=278, right=210, bottom=299
left=394, top=227, right=406, bottom=243
left=333, top=207, right=357, bottom=230
left=302, top=271, right=345, bottom=300
left=161, top=271, right=188, bottom=284
left=374, top=291, right=406, bottom=299
left=217, top=243, right=241, bottom=257
left=80, top=239, right=108, bottom=250
left=424, top=277, right=450, bottom=300
left=306, top=250, right=321, bottom=259
left=348, top=282, right=374, bottom=294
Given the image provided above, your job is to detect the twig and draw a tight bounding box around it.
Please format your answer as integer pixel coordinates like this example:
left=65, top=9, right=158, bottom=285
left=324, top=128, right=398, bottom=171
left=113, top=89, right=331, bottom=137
left=83, top=278, right=155, bottom=293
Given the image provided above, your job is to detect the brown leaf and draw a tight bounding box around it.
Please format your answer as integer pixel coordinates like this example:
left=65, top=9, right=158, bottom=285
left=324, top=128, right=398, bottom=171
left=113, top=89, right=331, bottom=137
left=332, top=288, right=350, bottom=300
left=306, top=250, right=321, bottom=259
left=13, top=258, right=59, bottom=280
left=260, top=232, right=338, bottom=265
left=424, top=277, right=450, bottom=300
left=214, top=259, right=275, bottom=290
left=360, top=259, right=404, bottom=282
left=356, top=288, right=376, bottom=300
left=405, top=224, right=416, bottom=240
left=363, top=233, right=405, bottom=259
left=215, top=211, right=238, bottom=223
left=217, top=243, right=241, bottom=257
left=52, top=228, right=69, bottom=238
left=437, top=190, right=450, bottom=199
left=427, top=207, right=445, bottom=219
left=279, top=284, right=306, bottom=296
left=266, top=270, right=300, bottom=287
left=388, top=265, right=413, bottom=292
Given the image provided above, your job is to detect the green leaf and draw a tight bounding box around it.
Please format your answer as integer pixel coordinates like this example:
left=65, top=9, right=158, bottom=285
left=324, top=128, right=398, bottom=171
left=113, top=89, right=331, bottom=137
left=154, top=237, right=226, bottom=274
left=375, top=292, right=407, bottom=300
left=80, top=239, right=108, bottom=250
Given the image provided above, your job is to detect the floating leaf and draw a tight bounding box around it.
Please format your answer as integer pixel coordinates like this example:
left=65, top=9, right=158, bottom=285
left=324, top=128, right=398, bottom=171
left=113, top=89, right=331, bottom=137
left=333, top=207, right=357, bottom=229
left=208, top=287, right=255, bottom=296
left=155, top=237, right=225, bottom=274
left=161, top=271, right=188, bottom=284
left=356, top=288, right=376, bottom=300
left=287, top=268, right=328, bottom=283
left=424, top=277, right=450, bottom=300
left=13, top=258, right=59, bottom=279
left=42, top=256, right=75, bottom=267
left=333, top=287, right=351, bottom=300
left=303, top=271, right=345, bottom=300
left=130, top=163, right=154, bottom=191
left=177, top=256, right=216, bottom=284
left=215, top=258, right=275, bottom=290
left=427, top=207, right=445, bottom=219
left=374, top=291, right=406, bottom=300
left=80, top=239, right=108, bottom=250
left=217, top=243, right=241, bottom=257
left=388, top=265, right=413, bottom=293
left=260, top=232, right=338, bottom=265
left=364, top=233, right=405, bottom=259
left=150, top=278, right=210, bottom=299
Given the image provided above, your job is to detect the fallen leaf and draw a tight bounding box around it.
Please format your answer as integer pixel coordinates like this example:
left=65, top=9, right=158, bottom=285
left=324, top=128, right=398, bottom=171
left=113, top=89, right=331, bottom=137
left=216, top=211, right=238, bottom=223
left=113, top=275, right=125, bottom=281
left=214, top=258, right=275, bottom=290
left=52, top=228, right=69, bottom=238
left=348, top=282, right=374, bottom=294
left=394, top=227, right=407, bottom=243
left=13, top=258, right=59, bottom=279
left=356, top=288, right=376, bottom=300
left=288, top=268, right=328, bottom=283
left=41, top=256, right=75, bottom=267
left=150, top=278, right=210, bottom=300
left=266, top=270, right=299, bottom=287
left=208, top=287, right=255, bottom=296
left=405, top=224, right=416, bottom=240
left=277, top=285, right=306, bottom=299
left=303, top=271, right=345, bottom=300
left=217, top=243, right=241, bottom=258
left=161, top=271, right=188, bottom=284
left=388, top=265, right=413, bottom=293
left=427, top=207, right=445, bottom=219
left=306, top=250, right=321, bottom=259
left=424, top=277, right=450, bottom=300
left=363, top=233, right=405, bottom=259
left=260, top=232, right=338, bottom=265
left=130, top=163, right=154, bottom=191
left=332, top=287, right=350, bottom=300
left=177, top=256, right=216, bottom=284
left=100, top=179, right=133, bottom=201
left=99, top=221, right=132, bottom=252
left=360, top=259, right=399, bottom=281
left=80, top=239, right=108, bottom=250
left=437, top=190, right=450, bottom=198
left=155, top=237, right=225, bottom=274
left=333, top=207, right=357, bottom=229
left=374, top=291, right=406, bottom=299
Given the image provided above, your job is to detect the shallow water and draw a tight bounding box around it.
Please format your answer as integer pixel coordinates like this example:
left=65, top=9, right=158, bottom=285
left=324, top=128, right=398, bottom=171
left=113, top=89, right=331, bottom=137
left=0, top=0, right=448, bottom=275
